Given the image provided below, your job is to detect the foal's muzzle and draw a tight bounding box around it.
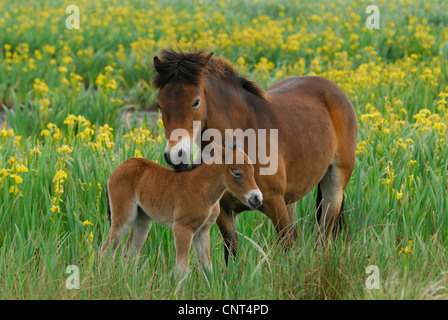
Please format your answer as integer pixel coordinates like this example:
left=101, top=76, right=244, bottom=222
left=246, top=189, right=263, bottom=210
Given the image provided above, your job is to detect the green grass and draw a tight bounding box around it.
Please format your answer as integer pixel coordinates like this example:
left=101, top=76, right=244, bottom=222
left=1, top=118, right=447, bottom=299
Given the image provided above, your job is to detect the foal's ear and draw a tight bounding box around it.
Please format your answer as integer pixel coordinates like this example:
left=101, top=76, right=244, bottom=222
left=202, top=141, right=222, bottom=164
left=153, top=56, right=162, bottom=72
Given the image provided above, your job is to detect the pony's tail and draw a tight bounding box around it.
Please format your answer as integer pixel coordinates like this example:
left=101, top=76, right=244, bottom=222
left=105, top=178, right=111, bottom=227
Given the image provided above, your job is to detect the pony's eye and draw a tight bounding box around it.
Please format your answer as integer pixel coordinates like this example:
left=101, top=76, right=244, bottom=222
left=192, top=99, right=200, bottom=109
left=156, top=102, right=162, bottom=110
left=230, top=168, right=242, bottom=178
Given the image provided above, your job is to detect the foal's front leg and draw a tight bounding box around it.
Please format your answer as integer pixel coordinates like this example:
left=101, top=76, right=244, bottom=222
left=173, top=223, right=194, bottom=276
left=192, top=229, right=212, bottom=272
left=192, top=205, right=220, bottom=271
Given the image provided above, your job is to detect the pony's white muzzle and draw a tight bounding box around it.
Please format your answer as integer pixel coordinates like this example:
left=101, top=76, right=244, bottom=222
left=164, top=137, right=193, bottom=171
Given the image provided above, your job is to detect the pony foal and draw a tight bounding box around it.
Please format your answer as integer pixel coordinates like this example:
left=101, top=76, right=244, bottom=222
left=102, top=145, right=262, bottom=274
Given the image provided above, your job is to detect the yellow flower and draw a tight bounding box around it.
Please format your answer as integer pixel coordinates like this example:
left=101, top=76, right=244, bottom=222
left=43, top=45, right=56, bottom=55
left=83, top=220, right=93, bottom=227
left=54, top=170, right=68, bottom=181
left=236, top=57, right=246, bottom=65
left=86, top=231, right=93, bottom=244
left=9, top=185, right=19, bottom=195
left=393, top=99, right=403, bottom=107
left=50, top=205, right=60, bottom=213
left=95, top=73, right=106, bottom=86
left=134, top=149, right=142, bottom=157
left=0, top=127, right=14, bottom=137
left=10, top=173, right=23, bottom=184
left=33, top=78, right=49, bottom=94
left=57, top=145, right=73, bottom=154
left=15, top=163, right=28, bottom=173
left=105, top=78, right=117, bottom=90
left=40, top=129, right=50, bottom=137
left=0, top=168, right=9, bottom=178
left=64, top=114, right=78, bottom=126
left=39, top=98, right=51, bottom=107
left=62, top=56, right=73, bottom=65
left=398, top=240, right=413, bottom=256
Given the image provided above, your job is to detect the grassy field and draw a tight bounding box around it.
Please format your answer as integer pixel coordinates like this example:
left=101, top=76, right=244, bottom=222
left=1, top=0, right=448, bottom=299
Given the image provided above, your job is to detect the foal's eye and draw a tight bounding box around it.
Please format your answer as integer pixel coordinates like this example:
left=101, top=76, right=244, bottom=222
left=230, top=168, right=242, bottom=178
left=192, top=99, right=200, bottom=109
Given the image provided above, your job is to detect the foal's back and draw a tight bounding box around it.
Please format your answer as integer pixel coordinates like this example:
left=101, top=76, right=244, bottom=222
left=107, top=157, right=176, bottom=226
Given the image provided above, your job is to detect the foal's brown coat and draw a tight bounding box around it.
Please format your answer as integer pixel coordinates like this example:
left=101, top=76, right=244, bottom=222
left=153, top=50, right=358, bottom=262
left=102, top=146, right=261, bottom=274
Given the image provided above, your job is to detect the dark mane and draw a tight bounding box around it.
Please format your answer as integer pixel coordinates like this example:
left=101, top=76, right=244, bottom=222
left=153, top=49, right=267, bottom=100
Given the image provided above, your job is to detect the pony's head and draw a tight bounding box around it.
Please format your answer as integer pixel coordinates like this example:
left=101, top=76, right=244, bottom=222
left=153, top=49, right=266, bottom=171
left=153, top=49, right=213, bottom=171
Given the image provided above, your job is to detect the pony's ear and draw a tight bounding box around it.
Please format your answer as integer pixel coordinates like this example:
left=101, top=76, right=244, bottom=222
left=223, top=138, right=241, bottom=151
left=204, top=52, right=214, bottom=65
left=153, top=56, right=162, bottom=73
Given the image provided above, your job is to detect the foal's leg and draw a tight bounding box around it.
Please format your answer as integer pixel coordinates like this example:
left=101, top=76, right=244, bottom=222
left=192, top=205, right=219, bottom=271
left=173, top=223, right=195, bottom=276
left=192, top=229, right=212, bottom=272
left=216, top=205, right=238, bottom=264
left=101, top=200, right=137, bottom=261
left=126, top=207, right=153, bottom=259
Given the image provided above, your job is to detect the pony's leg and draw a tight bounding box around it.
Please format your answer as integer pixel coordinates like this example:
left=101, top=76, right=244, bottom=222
left=261, top=195, right=295, bottom=246
left=286, top=202, right=298, bottom=241
left=316, top=163, right=347, bottom=242
left=173, top=224, right=194, bottom=276
left=216, top=206, right=238, bottom=264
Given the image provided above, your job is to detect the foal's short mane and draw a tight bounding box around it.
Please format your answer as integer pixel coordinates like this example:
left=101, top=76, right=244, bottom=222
left=153, top=49, right=267, bottom=100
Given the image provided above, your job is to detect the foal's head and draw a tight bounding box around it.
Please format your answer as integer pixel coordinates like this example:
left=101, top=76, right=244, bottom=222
left=217, top=146, right=263, bottom=210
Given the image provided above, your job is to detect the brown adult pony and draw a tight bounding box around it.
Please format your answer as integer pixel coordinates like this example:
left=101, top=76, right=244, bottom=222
left=152, top=49, right=357, bottom=263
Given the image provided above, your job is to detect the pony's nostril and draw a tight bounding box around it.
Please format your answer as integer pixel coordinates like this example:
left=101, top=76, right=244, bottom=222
left=254, top=195, right=262, bottom=207
left=178, top=149, right=183, bottom=158
left=164, top=152, right=171, bottom=165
